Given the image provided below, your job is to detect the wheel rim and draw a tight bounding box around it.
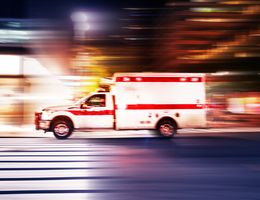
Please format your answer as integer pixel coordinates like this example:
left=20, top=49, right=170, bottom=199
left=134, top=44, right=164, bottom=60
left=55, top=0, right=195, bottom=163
left=160, top=124, right=174, bottom=136
left=54, top=124, right=70, bottom=136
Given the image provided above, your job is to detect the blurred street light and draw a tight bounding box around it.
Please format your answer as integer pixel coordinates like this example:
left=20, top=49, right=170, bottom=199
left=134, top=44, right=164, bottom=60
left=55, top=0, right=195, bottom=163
left=211, top=71, right=230, bottom=76
left=71, top=11, right=88, bottom=22
left=71, top=11, right=89, bottom=40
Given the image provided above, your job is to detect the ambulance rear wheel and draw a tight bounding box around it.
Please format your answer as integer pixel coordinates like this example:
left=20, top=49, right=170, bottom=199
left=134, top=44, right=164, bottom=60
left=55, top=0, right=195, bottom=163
left=157, top=120, right=177, bottom=137
left=52, top=119, right=73, bottom=139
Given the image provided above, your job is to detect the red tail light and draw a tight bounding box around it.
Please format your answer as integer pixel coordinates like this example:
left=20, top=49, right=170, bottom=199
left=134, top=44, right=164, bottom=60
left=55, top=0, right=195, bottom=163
left=35, top=112, right=42, bottom=130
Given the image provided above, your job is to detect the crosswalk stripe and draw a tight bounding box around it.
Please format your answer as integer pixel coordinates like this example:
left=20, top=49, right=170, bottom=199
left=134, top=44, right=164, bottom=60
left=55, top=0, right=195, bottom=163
left=0, top=167, right=112, bottom=170
left=0, top=189, right=119, bottom=194
left=0, top=156, right=113, bottom=161
left=0, top=161, right=115, bottom=168
left=0, top=193, right=116, bottom=200
left=0, top=169, right=121, bottom=178
left=0, top=176, right=124, bottom=181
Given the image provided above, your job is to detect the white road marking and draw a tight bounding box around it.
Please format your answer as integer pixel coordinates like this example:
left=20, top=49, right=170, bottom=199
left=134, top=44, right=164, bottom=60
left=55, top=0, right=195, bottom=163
left=0, top=169, right=119, bottom=179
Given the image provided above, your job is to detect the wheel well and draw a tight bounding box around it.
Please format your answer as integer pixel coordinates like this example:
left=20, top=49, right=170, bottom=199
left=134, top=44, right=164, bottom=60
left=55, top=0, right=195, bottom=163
left=51, top=116, right=74, bottom=129
left=156, top=117, right=178, bottom=129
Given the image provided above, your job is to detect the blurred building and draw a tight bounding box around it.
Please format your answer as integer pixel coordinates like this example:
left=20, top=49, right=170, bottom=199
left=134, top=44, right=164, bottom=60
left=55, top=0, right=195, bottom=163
left=154, top=0, right=260, bottom=72
left=0, top=17, right=72, bottom=125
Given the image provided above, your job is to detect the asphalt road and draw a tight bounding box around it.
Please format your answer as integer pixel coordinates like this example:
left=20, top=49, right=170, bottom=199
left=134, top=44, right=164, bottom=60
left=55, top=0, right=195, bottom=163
left=0, top=131, right=260, bottom=200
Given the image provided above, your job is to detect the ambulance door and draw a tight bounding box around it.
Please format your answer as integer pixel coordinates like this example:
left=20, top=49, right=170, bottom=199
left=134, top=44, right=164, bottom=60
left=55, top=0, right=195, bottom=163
left=80, top=94, right=114, bottom=128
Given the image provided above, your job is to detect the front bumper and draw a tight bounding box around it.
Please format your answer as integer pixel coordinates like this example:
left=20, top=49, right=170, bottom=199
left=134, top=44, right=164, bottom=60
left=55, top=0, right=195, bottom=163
left=39, top=120, right=51, bottom=130
left=35, top=112, right=51, bottom=130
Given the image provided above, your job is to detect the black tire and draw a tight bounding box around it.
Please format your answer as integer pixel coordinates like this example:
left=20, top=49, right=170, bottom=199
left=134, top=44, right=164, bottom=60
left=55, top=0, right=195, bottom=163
left=52, top=119, right=73, bottom=139
left=157, top=120, right=177, bottom=138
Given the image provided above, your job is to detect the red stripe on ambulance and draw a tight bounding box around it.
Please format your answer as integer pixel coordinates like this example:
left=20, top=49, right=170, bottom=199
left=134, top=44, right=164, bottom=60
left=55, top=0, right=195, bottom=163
left=115, top=77, right=203, bottom=82
left=67, top=110, right=114, bottom=115
left=125, top=104, right=204, bottom=110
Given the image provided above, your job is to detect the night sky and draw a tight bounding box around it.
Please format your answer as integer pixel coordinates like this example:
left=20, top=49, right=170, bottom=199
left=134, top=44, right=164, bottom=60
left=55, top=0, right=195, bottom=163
left=0, top=0, right=167, bottom=19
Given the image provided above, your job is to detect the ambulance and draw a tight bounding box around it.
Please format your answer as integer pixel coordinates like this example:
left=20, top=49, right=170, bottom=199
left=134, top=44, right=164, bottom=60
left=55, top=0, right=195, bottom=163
left=35, top=73, right=206, bottom=139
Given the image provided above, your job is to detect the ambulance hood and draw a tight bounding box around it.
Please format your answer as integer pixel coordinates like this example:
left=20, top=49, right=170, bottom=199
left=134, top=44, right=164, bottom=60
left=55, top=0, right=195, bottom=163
left=42, top=105, right=79, bottom=112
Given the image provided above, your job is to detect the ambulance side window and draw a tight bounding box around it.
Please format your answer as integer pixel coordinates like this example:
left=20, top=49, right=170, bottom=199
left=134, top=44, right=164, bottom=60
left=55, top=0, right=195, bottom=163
left=85, top=94, right=106, bottom=107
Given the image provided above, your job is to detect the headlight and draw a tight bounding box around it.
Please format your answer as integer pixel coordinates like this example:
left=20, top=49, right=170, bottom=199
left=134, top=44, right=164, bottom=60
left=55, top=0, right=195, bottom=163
left=41, top=110, right=54, bottom=120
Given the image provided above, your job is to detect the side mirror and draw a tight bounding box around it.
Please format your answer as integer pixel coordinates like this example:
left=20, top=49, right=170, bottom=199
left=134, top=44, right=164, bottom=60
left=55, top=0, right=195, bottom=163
left=80, top=103, right=89, bottom=109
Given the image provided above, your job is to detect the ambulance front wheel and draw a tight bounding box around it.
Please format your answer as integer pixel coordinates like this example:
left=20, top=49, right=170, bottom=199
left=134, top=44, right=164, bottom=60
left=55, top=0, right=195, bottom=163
left=157, top=119, right=177, bottom=137
left=52, top=119, right=73, bottom=139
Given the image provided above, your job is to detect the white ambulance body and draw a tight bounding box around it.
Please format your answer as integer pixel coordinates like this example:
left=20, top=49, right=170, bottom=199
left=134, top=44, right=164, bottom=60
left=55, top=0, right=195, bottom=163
left=35, top=73, right=206, bottom=139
